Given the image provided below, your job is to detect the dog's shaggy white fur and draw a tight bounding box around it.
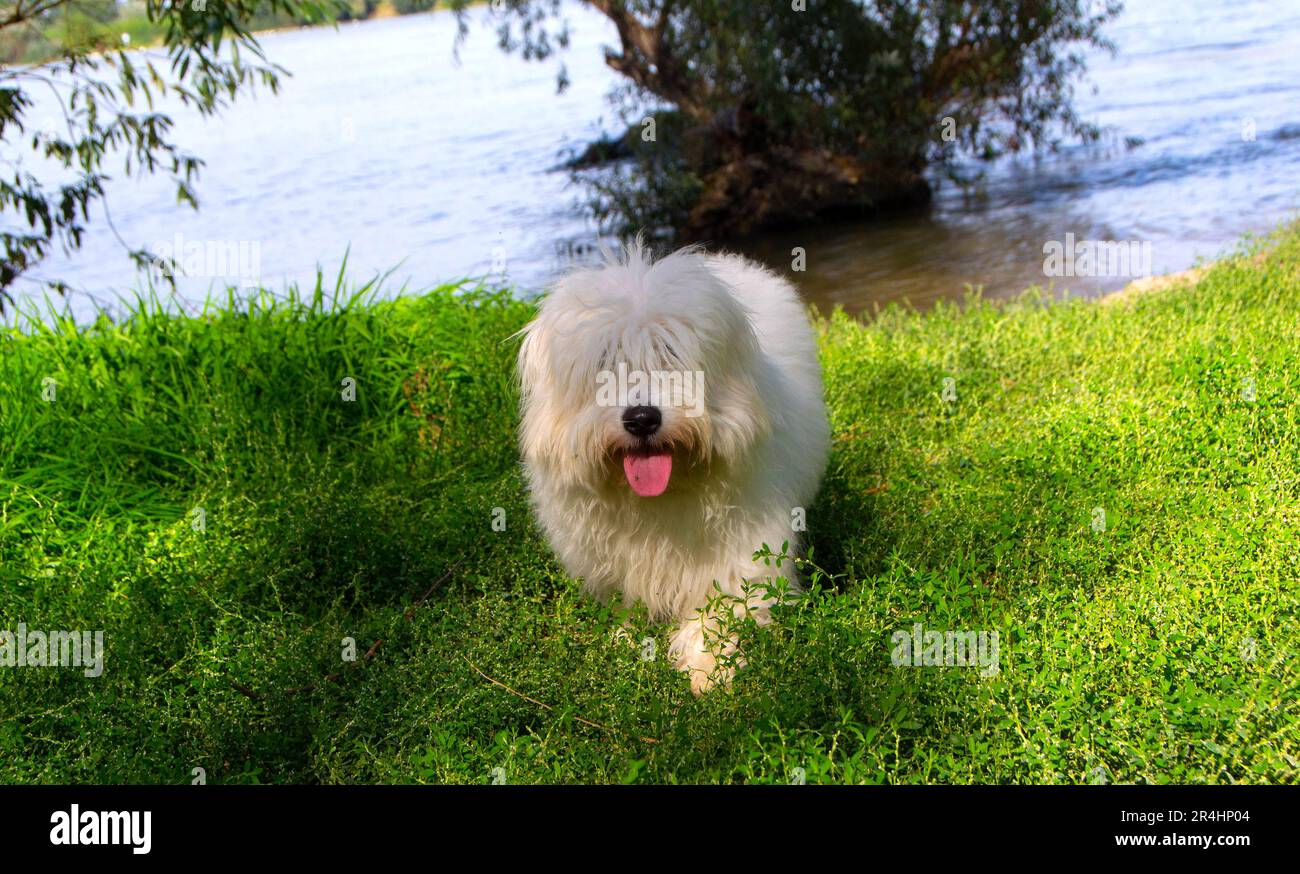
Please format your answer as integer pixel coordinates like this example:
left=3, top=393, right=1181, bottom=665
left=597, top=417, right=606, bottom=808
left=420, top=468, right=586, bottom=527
left=517, top=244, right=830, bottom=693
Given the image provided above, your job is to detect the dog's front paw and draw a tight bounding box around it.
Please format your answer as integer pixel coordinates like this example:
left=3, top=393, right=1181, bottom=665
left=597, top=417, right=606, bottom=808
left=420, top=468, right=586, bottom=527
left=687, top=659, right=732, bottom=695
left=669, top=618, right=737, bottom=696
left=677, top=646, right=727, bottom=696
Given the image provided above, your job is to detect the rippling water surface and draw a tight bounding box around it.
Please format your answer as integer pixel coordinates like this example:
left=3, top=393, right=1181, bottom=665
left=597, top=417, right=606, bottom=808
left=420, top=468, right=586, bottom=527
left=14, top=0, right=1300, bottom=318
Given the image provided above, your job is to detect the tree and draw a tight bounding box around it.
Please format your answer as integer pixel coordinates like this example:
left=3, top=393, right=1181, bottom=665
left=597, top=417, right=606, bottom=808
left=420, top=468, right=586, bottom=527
left=453, top=0, right=1121, bottom=242
left=0, top=0, right=339, bottom=312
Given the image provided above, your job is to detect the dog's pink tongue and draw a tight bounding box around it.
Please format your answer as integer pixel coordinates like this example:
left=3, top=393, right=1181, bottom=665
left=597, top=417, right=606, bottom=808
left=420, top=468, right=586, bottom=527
left=623, top=451, right=673, bottom=497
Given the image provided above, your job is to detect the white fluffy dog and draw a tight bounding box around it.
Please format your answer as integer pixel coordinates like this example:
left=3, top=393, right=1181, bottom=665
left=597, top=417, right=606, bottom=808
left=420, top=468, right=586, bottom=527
left=517, top=243, right=830, bottom=693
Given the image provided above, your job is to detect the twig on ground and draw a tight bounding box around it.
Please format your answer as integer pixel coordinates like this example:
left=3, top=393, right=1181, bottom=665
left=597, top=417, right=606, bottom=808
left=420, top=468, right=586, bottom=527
left=404, top=558, right=464, bottom=619
left=463, top=655, right=659, bottom=745
left=228, top=557, right=466, bottom=700
left=229, top=680, right=261, bottom=700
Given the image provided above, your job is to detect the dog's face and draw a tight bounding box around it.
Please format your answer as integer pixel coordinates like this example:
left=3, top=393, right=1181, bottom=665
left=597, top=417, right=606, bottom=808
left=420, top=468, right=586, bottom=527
left=517, top=246, right=770, bottom=496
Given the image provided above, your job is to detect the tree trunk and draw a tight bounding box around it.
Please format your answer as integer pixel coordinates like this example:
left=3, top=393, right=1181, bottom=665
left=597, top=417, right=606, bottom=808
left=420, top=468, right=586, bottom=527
left=682, top=147, right=932, bottom=242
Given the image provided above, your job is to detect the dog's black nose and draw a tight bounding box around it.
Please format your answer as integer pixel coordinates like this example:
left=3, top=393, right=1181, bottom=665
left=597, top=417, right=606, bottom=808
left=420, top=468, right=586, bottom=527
left=622, top=405, right=661, bottom=438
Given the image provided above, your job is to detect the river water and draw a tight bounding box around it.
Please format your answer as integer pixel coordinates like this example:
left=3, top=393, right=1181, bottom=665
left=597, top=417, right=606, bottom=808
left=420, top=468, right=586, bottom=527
left=11, top=0, right=1300, bottom=320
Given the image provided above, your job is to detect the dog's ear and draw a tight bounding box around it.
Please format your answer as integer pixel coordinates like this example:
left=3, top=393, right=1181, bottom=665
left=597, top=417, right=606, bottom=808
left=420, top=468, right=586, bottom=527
left=514, top=314, right=555, bottom=468
left=512, top=312, right=547, bottom=401
left=689, top=291, right=770, bottom=463
left=707, top=356, right=772, bottom=463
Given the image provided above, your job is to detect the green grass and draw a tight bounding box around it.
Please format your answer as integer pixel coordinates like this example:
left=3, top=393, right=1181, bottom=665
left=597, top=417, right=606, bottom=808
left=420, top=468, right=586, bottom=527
left=2, top=225, right=1298, bottom=785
